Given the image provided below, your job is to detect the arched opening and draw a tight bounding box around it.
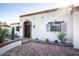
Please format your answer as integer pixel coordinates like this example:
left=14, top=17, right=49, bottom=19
left=23, top=21, right=32, bottom=38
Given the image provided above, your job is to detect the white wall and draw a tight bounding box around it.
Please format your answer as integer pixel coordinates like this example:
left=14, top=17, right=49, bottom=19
left=73, top=11, right=79, bottom=49
left=11, top=24, right=20, bottom=36
left=20, top=7, right=73, bottom=43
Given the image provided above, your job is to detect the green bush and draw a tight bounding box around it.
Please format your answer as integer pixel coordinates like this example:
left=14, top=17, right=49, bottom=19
left=46, top=39, right=49, bottom=42
left=57, top=32, right=67, bottom=43
left=0, top=28, right=8, bottom=43
left=54, top=40, right=58, bottom=43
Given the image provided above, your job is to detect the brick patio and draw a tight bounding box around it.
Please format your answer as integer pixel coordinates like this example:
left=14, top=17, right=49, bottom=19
left=1, top=40, right=79, bottom=56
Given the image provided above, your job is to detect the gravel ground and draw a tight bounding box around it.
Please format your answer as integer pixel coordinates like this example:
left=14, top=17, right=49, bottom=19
left=1, top=41, right=79, bottom=56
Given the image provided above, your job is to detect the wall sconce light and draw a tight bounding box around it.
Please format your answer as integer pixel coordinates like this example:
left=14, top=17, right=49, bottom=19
left=20, top=26, right=21, bottom=28
left=33, top=18, right=35, bottom=20
left=33, top=25, right=35, bottom=28
left=42, top=16, right=44, bottom=18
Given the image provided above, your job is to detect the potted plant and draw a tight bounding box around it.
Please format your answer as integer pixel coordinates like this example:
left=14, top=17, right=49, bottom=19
left=0, top=28, right=8, bottom=43
left=57, top=32, right=67, bottom=43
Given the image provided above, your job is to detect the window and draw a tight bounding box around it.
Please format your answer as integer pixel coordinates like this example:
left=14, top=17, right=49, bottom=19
left=16, top=26, right=20, bottom=31
left=46, top=21, right=67, bottom=32
left=50, top=22, right=61, bottom=31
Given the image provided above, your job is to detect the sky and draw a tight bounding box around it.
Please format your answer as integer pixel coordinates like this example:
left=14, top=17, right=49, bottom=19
left=0, top=3, right=59, bottom=24
left=0, top=3, right=79, bottom=24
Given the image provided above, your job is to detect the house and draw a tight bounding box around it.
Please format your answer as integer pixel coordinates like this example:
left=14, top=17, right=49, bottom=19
left=10, top=23, right=20, bottom=37
left=0, top=24, right=10, bottom=29
left=0, top=24, right=11, bottom=33
left=19, top=5, right=79, bottom=49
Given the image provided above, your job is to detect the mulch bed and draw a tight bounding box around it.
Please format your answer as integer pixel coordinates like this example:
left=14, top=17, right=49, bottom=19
left=0, top=40, right=19, bottom=48
left=31, top=40, right=73, bottom=47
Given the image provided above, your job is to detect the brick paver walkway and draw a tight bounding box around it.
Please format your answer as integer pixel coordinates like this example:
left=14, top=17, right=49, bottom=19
left=1, top=40, right=79, bottom=56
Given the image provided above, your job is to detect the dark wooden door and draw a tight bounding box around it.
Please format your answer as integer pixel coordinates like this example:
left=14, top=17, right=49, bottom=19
left=26, top=25, right=30, bottom=38
left=24, top=22, right=30, bottom=38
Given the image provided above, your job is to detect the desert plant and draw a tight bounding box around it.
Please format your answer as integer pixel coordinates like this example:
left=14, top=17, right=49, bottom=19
left=57, top=32, right=67, bottom=43
left=15, top=33, right=19, bottom=38
left=36, top=38, right=38, bottom=40
left=0, top=28, right=8, bottom=43
left=54, top=40, right=58, bottom=43
left=46, top=39, right=49, bottom=42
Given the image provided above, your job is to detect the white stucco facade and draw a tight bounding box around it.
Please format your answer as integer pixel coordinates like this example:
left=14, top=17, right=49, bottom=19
left=19, top=5, right=79, bottom=49
left=10, top=23, right=20, bottom=37
left=73, top=11, right=79, bottom=48
left=20, top=6, right=73, bottom=43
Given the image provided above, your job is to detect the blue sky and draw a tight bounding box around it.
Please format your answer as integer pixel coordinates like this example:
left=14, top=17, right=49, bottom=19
left=0, top=3, right=78, bottom=24
left=0, top=3, right=59, bottom=24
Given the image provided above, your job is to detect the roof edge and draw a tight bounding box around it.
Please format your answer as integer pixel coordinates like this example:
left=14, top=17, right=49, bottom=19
left=20, top=8, right=58, bottom=17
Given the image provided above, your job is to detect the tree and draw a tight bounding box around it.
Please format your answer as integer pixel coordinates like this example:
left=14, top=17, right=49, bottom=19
left=0, top=28, right=8, bottom=43
left=11, top=27, right=15, bottom=40
left=3, top=22, right=7, bottom=25
left=0, top=21, right=2, bottom=25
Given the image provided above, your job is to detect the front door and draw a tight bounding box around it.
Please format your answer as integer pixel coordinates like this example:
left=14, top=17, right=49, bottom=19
left=24, top=21, right=31, bottom=38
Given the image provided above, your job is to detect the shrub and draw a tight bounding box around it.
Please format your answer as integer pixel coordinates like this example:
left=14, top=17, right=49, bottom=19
left=57, top=32, right=67, bottom=43
left=15, top=33, right=19, bottom=38
left=46, top=39, right=49, bottom=42
left=54, top=40, right=58, bottom=43
left=36, top=38, right=38, bottom=40
left=0, top=28, right=8, bottom=43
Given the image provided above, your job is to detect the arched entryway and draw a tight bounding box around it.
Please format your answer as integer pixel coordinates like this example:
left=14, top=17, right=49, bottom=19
left=23, top=21, right=31, bottom=38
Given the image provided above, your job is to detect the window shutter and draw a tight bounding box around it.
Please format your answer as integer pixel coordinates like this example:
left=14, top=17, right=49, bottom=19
left=61, top=22, right=67, bottom=32
left=46, top=23, right=50, bottom=32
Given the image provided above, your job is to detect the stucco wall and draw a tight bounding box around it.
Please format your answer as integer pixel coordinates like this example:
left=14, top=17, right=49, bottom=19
left=11, top=24, right=20, bottom=36
left=73, top=11, right=79, bottom=48
left=20, top=8, right=73, bottom=43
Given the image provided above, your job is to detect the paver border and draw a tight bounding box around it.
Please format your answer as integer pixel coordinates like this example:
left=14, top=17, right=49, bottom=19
left=0, top=40, right=22, bottom=55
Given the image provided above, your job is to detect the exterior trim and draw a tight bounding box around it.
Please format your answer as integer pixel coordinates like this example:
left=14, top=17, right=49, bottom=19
left=20, top=8, right=58, bottom=17
left=11, top=23, right=20, bottom=25
left=23, top=21, right=32, bottom=38
left=72, top=6, right=79, bottom=12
